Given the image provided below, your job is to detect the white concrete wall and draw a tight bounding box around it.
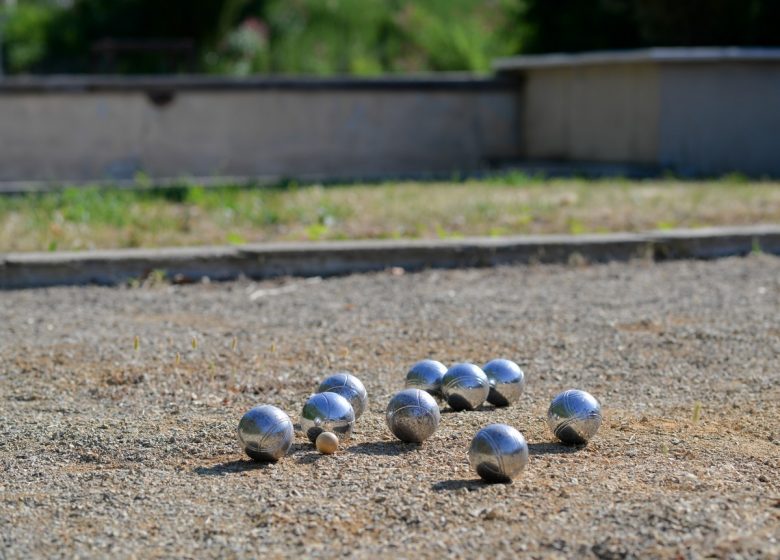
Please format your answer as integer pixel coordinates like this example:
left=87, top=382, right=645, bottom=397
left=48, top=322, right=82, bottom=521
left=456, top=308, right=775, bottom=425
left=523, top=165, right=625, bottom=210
left=659, top=62, right=780, bottom=176
left=498, top=48, right=780, bottom=176
left=522, top=64, right=660, bottom=164
left=4, top=51, right=779, bottom=182
left=0, top=82, right=520, bottom=182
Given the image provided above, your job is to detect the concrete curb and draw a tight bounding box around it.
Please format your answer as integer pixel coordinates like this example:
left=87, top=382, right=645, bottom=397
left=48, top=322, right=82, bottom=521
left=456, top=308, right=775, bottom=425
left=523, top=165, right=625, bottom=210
left=1, top=226, right=778, bottom=290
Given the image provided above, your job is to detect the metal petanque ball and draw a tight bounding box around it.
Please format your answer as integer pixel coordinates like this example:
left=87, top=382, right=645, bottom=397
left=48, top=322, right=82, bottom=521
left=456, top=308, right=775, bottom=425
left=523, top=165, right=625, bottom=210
left=385, top=388, right=441, bottom=443
left=301, top=392, right=355, bottom=443
left=441, top=363, right=490, bottom=411
left=483, top=359, right=525, bottom=407
left=404, top=359, right=447, bottom=397
left=469, top=423, right=529, bottom=483
left=547, top=389, right=602, bottom=444
left=317, top=373, right=368, bottom=419
left=237, top=404, right=294, bottom=462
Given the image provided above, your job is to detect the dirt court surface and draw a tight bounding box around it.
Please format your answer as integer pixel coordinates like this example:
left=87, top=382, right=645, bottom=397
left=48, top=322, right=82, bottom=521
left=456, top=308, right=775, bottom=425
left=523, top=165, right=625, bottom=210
left=1, top=255, right=779, bottom=558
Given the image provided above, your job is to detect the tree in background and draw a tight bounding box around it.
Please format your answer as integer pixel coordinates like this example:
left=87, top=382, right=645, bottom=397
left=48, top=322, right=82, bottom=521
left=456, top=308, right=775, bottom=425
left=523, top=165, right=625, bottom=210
left=394, top=0, right=522, bottom=72
left=517, top=0, right=780, bottom=54
left=3, top=0, right=250, bottom=73
left=205, top=0, right=522, bottom=75
left=3, top=0, right=780, bottom=75
left=1, top=0, right=59, bottom=74
left=246, top=0, right=398, bottom=75
left=2, top=0, right=522, bottom=75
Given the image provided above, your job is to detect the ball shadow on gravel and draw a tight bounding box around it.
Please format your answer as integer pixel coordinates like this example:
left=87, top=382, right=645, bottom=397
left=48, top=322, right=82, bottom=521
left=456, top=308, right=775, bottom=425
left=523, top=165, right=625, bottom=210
left=527, top=442, right=585, bottom=456
left=295, top=451, right=324, bottom=465
left=431, top=479, right=487, bottom=492
left=347, top=441, right=420, bottom=456
left=440, top=404, right=494, bottom=414
left=193, top=459, right=274, bottom=476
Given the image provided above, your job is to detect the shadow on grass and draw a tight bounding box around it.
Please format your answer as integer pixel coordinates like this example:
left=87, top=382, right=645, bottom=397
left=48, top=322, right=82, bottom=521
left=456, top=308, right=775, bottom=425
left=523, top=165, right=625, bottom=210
left=527, top=442, right=585, bottom=456
left=347, top=441, right=420, bottom=456
left=431, top=478, right=487, bottom=492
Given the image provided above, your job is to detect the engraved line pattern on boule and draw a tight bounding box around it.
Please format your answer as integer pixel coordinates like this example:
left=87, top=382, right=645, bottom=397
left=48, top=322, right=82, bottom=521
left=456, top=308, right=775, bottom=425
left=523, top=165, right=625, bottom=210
left=441, top=363, right=490, bottom=411
left=317, top=373, right=368, bottom=419
left=386, top=388, right=440, bottom=443
left=483, top=358, right=525, bottom=407
left=482, top=430, right=505, bottom=481
left=239, top=409, right=292, bottom=457
left=253, top=417, right=288, bottom=454
left=237, top=404, right=294, bottom=462
left=547, top=389, right=602, bottom=444
left=301, top=392, right=355, bottom=443
left=468, top=423, right=528, bottom=483
left=405, top=359, right=447, bottom=398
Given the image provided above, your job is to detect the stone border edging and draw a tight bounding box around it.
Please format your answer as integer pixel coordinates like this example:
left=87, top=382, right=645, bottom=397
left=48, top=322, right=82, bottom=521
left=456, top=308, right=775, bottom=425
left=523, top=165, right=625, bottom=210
left=494, top=47, right=780, bottom=71
left=0, top=74, right=516, bottom=95
left=1, top=226, right=778, bottom=290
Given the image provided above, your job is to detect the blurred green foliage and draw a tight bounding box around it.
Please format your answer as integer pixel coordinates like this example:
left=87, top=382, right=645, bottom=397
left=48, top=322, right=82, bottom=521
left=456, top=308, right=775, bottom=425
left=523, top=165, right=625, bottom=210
left=2, top=0, right=250, bottom=73
left=2, top=0, right=780, bottom=75
left=203, top=0, right=524, bottom=75
left=2, top=0, right=521, bottom=74
left=1, top=1, right=57, bottom=74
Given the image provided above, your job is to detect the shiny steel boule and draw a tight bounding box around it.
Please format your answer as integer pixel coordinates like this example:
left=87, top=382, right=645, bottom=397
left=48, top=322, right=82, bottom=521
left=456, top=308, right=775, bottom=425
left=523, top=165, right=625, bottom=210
left=547, top=389, right=602, bottom=444
left=483, top=359, right=525, bottom=407
left=441, top=363, right=490, bottom=411
left=469, top=424, right=529, bottom=483
left=404, top=359, right=447, bottom=397
left=237, top=404, right=294, bottom=462
left=386, top=388, right=441, bottom=443
left=301, top=392, right=355, bottom=443
left=317, top=373, right=368, bottom=419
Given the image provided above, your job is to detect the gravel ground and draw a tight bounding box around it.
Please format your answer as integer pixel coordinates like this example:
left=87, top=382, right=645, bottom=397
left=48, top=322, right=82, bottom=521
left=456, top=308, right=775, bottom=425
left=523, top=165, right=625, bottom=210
left=1, top=255, right=779, bottom=559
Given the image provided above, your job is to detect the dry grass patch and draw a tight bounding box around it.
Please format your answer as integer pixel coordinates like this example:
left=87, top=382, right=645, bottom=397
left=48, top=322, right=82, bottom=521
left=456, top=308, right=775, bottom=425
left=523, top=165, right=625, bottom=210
left=1, top=175, right=779, bottom=252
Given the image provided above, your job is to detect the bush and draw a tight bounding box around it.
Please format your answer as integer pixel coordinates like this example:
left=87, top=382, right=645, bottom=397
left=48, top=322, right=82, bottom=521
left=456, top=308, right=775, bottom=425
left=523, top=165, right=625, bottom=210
left=1, top=2, right=59, bottom=73
left=5, top=0, right=779, bottom=76
left=2, top=0, right=250, bottom=73
left=395, top=0, right=521, bottom=73
left=207, top=0, right=522, bottom=75
left=262, top=0, right=396, bottom=75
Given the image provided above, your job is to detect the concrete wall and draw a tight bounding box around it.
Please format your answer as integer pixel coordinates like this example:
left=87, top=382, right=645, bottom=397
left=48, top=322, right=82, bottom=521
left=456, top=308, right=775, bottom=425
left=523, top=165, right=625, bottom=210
left=659, top=62, right=780, bottom=176
left=522, top=64, right=659, bottom=164
left=2, top=50, right=779, bottom=182
left=497, top=48, right=780, bottom=177
left=0, top=77, right=520, bottom=182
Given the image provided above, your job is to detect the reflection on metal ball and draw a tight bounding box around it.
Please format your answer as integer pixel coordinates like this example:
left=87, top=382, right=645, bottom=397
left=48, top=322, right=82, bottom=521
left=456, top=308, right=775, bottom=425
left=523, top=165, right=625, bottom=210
left=441, top=363, right=489, bottom=411
left=469, top=423, right=528, bottom=483
left=547, top=389, right=602, bottom=444
left=386, top=388, right=441, bottom=443
left=301, top=392, right=355, bottom=443
left=317, top=372, right=368, bottom=419
left=483, top=359, right=525, bottom=407
left=237, top=404, right=294, bottom=462
left=404, top=359, right=447, bottom=397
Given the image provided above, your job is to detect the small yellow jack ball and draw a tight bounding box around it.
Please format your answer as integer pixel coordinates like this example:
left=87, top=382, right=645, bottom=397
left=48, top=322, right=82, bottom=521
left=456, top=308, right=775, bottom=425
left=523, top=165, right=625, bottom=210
left=315, top=431, right=339, bottom=454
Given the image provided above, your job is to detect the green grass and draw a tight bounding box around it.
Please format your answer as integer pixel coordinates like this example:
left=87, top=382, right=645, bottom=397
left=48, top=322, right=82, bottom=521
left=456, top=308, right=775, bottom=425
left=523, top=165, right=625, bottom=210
left=1, top=174, right=779, bottom=252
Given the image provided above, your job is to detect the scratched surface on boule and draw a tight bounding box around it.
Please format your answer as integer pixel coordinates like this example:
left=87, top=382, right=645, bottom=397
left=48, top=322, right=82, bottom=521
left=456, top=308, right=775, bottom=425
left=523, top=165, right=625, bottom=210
left=0, top=255, right=779, bottom=558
